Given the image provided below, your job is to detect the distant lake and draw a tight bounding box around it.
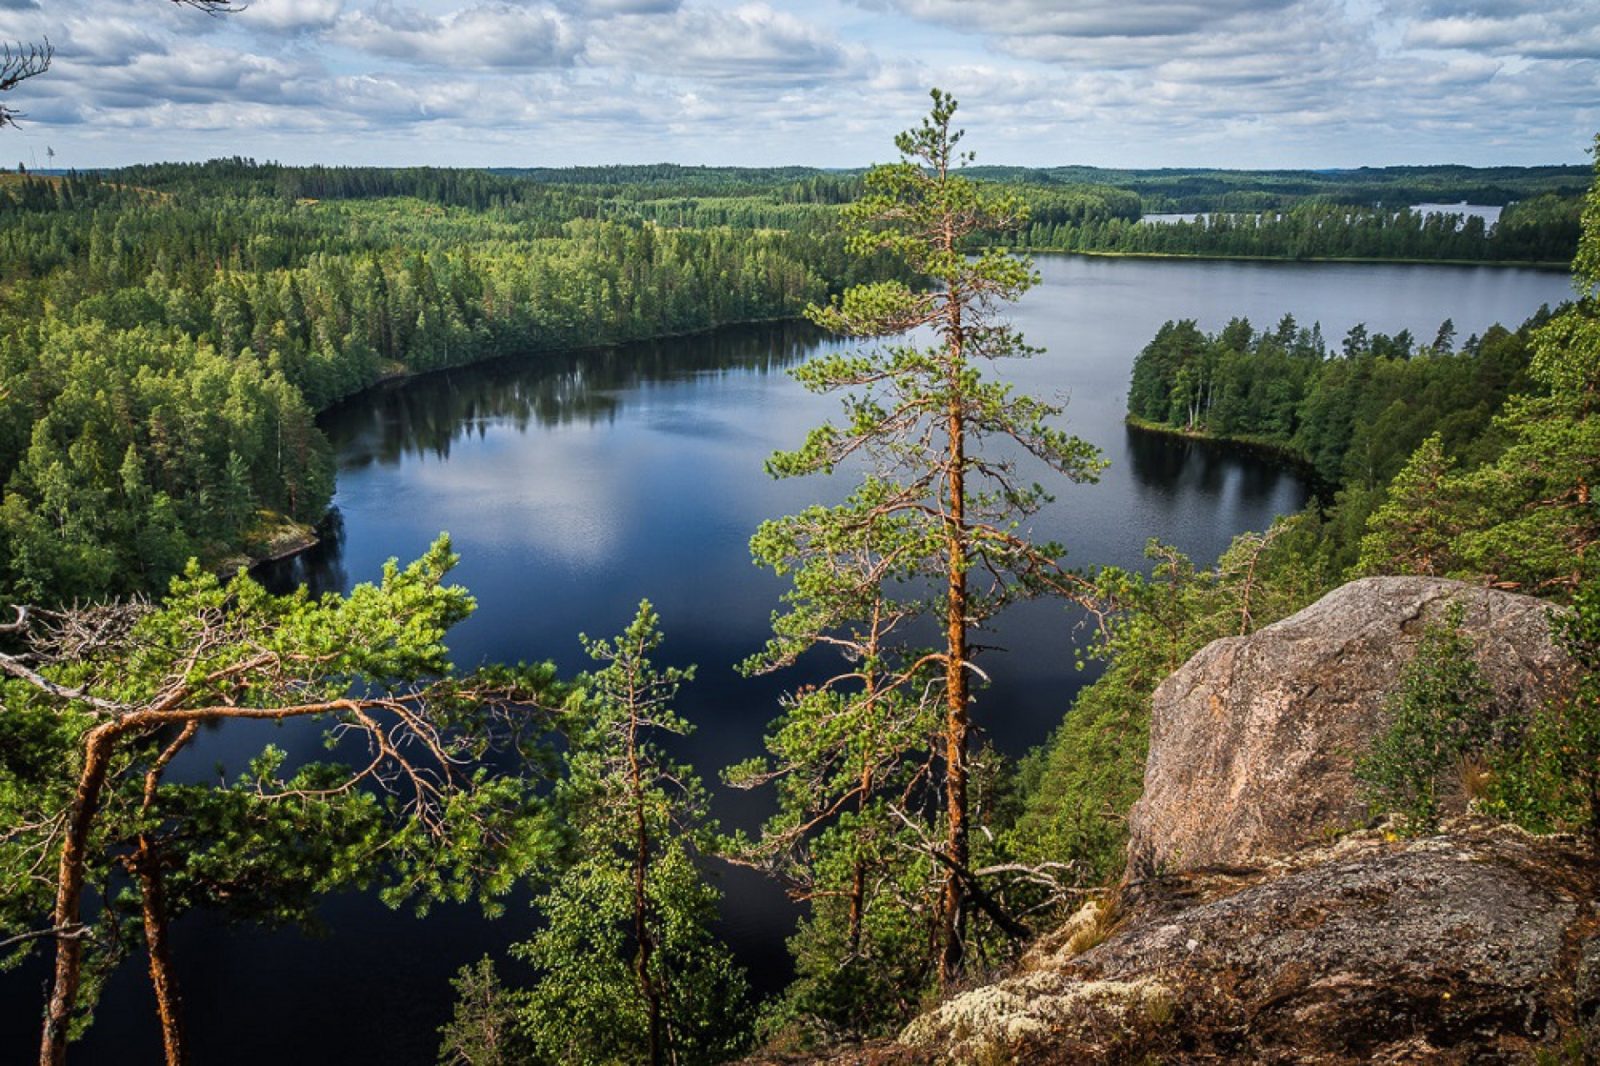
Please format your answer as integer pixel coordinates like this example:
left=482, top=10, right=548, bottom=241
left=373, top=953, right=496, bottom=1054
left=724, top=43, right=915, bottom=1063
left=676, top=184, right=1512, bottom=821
left=4, top=255, right=1572, bottom=1065
left=1146, top=203, right=1505, bottom=229
left=1412, top=202, right=1504, bottom=228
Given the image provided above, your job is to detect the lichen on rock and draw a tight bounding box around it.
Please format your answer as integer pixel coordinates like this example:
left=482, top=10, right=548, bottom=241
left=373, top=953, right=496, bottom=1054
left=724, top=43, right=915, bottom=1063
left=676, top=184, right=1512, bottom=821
left=896, top=823, right=1596, bottom=1064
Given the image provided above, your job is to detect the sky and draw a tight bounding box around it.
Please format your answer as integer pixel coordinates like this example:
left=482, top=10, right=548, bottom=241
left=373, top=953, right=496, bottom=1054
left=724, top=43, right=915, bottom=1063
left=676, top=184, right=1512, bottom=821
left=2, top=0, right=1597, bottom=170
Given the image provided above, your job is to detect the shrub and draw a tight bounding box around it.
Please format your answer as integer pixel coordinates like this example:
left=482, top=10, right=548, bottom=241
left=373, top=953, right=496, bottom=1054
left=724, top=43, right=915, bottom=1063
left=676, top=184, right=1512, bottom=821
left=1355, top=604, right=1495, bottom=833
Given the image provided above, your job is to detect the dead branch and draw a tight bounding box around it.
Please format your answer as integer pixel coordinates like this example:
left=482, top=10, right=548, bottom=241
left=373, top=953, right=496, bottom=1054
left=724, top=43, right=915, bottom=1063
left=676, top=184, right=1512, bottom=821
left=0, top=924, right=90, bottom=952
left=885, top=804, right=1030, bottom=940
left=1, top=40, right=51, bottom=129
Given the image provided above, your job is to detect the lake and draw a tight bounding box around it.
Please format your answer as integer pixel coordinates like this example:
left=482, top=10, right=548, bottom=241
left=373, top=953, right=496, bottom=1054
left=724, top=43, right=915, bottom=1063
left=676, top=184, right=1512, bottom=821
left=1146, top=203, right=1505, bottom=228
left=4, top=255, right=1572, bottom=1064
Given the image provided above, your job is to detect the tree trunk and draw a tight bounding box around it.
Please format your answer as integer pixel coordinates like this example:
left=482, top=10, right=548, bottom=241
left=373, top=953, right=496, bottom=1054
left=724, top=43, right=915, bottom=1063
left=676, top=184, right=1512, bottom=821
left=939, top=392, right=969, bottom=988
left=629, top=711, right=662, bottom=1066
left=848, top=758, right=873, bottom=953
left=136, top=720, right=198, bottom=1066
left=848, top=665, right=879, bottom=953
left=135, top=842, right=186, bottom=1066
left=40, top=725, right=117, bottom=1066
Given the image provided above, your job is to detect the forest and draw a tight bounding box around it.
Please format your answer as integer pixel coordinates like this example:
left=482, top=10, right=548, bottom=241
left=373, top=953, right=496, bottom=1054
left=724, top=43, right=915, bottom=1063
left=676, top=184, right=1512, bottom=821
left=0, top=165, right=901, bottom=604
left=1, top=99, right=1599, bottom=1065
left=1004, top=195, right=1582, bottom=263
left=0, top=156, right=1584, bottom=606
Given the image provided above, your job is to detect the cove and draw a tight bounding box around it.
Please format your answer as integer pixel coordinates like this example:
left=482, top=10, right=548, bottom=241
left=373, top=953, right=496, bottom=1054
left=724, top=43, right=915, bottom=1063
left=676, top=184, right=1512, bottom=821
left=13, top=255, right=1572, bottom=1065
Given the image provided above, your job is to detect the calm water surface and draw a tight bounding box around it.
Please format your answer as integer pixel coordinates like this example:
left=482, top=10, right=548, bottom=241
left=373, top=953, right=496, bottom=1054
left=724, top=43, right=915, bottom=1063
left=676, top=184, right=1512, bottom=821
left=7, top=256, right=1571, bottom=1063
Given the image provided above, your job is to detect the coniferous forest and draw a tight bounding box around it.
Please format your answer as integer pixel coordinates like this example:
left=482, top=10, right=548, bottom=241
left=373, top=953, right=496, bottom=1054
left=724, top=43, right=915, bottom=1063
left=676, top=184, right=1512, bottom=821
left=2, top=79, right=1599, bottom=1065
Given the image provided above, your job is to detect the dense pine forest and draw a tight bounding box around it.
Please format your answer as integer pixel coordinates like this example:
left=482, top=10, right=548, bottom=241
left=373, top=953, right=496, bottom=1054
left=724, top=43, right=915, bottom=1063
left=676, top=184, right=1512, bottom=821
left=0, top=157, right=1585, bottom=605
left=2, top=112, right=1599, bottom=1065
left=0, top=164, right=897, bottom=603
left=1003, top=196, right=1581, bottom=262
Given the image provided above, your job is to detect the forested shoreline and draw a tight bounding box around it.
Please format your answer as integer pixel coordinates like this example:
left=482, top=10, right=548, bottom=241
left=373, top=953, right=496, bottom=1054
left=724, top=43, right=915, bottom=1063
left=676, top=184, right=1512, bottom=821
left=3, top=131, right=1599, bottom=1064
left=0, top=166, right=900, bottom=603
left=0, top=158, right=1585, bottom=605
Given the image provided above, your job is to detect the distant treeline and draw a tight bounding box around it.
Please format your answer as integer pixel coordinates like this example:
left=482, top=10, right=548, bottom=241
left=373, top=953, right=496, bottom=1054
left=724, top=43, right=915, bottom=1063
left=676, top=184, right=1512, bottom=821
left=0, top=166, right=895, bottom=603
left=37, top=156, right=1594, bottom=214
left=1003, top=197, right=1581, bottom=263
left=106, top=158, right=867, bottom=210
left=967, top=162, right=1592, bottom=212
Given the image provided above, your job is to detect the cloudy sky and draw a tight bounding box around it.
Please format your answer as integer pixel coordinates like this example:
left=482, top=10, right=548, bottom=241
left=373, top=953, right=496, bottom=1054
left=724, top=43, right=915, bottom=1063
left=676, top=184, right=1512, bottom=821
left=3, top=0, right=1596, bottom=169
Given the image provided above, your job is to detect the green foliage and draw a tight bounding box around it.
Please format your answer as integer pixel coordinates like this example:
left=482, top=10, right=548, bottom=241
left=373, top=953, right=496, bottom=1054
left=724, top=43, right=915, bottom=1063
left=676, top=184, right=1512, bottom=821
left=1007, top=518, right=1335, bottom=881
left=1355, top=605, right=1495, bottom=833
left=1488, top=575, right=1600, bottom=836
left=1348, top=143, right=1600, bottom=594
left=1126, top=308, right=1542, bottom=490
left=0, top=538, right=565, bottom=1038
left=516, top=843, right=748, bottom=1065
left=1003, top=664, right=1150, bottom=884
left=437, top=957, right=531, bottom=1066
left=1355, top=434, right=1461, bottom=577
left=512, top=603, right=751, bottom=1065
left=757, top=827, right=940, bottom=1045
left=727, top=477, right=947, bottom=1038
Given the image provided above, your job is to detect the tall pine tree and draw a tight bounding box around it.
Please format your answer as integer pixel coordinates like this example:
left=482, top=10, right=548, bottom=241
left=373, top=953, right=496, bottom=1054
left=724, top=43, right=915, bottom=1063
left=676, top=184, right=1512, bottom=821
left=765, top=89, right=1103, bottom=984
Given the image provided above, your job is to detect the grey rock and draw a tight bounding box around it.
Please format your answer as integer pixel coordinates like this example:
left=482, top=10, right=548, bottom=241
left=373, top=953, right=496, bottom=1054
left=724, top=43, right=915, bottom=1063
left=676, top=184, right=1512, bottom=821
left=1128, top=577, right=1569, bottom=876
left=899, top=825, right=1597, bottom=1064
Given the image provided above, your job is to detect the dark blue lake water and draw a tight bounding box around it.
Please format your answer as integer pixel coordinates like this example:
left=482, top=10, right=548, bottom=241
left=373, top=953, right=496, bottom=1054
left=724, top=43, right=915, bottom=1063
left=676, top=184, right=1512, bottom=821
left=4, top=255, right=1572, bottom=1063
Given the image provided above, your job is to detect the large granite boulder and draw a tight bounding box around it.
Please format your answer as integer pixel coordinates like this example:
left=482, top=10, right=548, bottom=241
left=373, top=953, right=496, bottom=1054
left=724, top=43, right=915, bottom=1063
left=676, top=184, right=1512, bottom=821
left=900, top=824, right=1598, bottom=1064
left=1127, top=577, right=1569, bottom=876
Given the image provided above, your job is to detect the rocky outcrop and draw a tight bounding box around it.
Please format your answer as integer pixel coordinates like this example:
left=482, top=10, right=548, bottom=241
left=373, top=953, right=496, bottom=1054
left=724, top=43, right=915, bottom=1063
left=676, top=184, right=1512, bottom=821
left=899, top=823, right=1599, bottom=1064
left=1127, top=577, right=1569, bottom=876
left=757, top=578, right=1589, bottom=1065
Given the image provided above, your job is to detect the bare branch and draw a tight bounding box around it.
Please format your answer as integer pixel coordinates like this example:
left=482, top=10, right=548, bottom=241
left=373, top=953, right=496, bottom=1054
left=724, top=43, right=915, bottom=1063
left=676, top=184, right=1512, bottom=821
left=0, top=650, right=133, bottom=715
left=1, top=40, right=52, bottom=129
left=0, top=923, right=90, bottom=952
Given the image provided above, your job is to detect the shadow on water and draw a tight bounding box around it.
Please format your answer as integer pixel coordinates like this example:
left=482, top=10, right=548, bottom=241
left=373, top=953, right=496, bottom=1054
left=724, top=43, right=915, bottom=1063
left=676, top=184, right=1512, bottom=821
left=1126, top=425, right=1328, bottom=507
left=321, top=320, right=829, bottom=470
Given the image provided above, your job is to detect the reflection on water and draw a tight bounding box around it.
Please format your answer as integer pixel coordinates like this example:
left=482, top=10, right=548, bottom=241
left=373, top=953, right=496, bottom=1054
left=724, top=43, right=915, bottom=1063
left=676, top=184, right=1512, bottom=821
left=265, top=507, right=347, bottom=599
left=1124, top=427, right=1316, bottom=506
left=325, top=322, right=826, bottom=470
left=27, top=257, right=1572, bottom=1066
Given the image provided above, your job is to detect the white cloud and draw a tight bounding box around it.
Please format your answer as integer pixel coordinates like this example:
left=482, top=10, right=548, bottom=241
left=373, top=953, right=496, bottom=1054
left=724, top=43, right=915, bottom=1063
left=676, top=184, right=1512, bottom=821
left=3, top=0, right=1591, bottom=166
left=886, top=0, right=1300, bottom=39
left=586, top=3, right=873, bottom=85
left=1404, top=11, right=1600, bottom=58
left=334, top=3, right=582, bottom=69
left=240, top=0, right=345, bottom=33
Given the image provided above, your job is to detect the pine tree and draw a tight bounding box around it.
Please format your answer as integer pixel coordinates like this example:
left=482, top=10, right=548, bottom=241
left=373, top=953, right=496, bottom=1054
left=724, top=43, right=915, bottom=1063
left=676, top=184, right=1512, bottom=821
left=726, top=478, right=945, bottom=1032
left=767, top=89, right=1103, bottom=984
left=0, top=538, right=561, bottom=1066
left=514, top=602, right=749, bottom=1066
left=1356, top=434, right=1462, bottom=576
